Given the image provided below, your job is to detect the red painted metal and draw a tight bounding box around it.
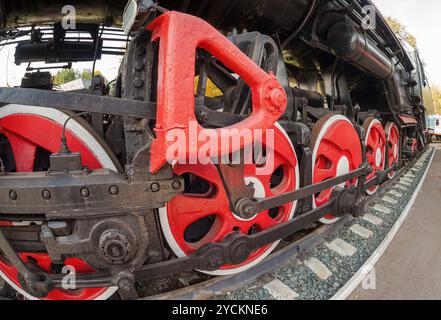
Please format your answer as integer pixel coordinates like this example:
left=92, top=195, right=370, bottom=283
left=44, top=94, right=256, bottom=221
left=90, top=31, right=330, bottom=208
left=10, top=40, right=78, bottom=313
left=312, top=116, right=362, bottom=224
left=411, top=138, right=417, bottom=154
left=147, top=12, right=287, bottom=173
left=0, top=113, right=111, bottom=300
left=0, top=115, right=102, bottom=170
left=0, top=255, right=105, bottom=300
left=161, top=125, right=298, bottom=274
left=385, top=122, right=400, bottom=179
left=364, top=118, right=386, bottom=194
left=399, top=115, right=418, bottom=125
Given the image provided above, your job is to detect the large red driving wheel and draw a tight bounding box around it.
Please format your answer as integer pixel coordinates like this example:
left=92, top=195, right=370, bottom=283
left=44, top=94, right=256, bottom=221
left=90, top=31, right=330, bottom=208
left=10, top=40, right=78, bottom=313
left=0, top=105, right=120, bottom=300
left=311, top=115, right=362, bottom=224
left=363, top=117, right=386, bottom=195
left=159, top=124, right=299, bottom=275
left=384, top=122, right=400, bottom=179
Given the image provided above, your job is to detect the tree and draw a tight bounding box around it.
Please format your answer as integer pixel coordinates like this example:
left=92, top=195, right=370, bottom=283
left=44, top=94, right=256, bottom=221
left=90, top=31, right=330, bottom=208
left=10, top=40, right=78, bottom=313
left=385, top=16, right=417, bottom=48
left=53, top=69, right=104, bottom=85
left=80, top=69, right=103, bottom=81
left=53, top=69, right=78, bottom=85
left=432, top=86, right=441, bottom=115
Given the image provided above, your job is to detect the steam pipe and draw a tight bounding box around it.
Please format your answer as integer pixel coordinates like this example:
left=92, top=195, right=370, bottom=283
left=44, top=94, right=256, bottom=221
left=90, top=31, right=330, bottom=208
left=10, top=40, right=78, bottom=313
left=327, top=22, right=393, bottom=79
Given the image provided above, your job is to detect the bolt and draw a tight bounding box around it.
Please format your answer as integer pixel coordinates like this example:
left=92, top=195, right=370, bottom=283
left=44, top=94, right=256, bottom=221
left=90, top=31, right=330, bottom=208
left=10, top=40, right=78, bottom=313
left=196, top=110, right=208, bottom=124
left=42, top=190, right=51, bottom=200
left=270, top=88, right=286, bottom=109
left=134, top=61, right=144, bottom=71
left=80, top=188, right=90, bottom=198
left=133, top=78, right=144, bottom=88
left=109, top=185, right=119, bottom=196
left=172, top=180, right=182, bottom=190
left=150, top=183, right=160, bottom=192
left=9, top=190, right=17, bottom=201
left=243, top=205, right=255, bottom=218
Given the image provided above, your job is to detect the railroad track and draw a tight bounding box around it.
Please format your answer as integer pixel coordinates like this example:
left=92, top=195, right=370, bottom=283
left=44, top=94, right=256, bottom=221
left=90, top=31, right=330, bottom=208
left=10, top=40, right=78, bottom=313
left=141, top=146, right=436, bottom=300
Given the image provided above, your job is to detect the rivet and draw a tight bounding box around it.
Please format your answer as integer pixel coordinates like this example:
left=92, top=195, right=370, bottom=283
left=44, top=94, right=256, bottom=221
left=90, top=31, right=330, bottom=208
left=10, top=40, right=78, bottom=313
left=172, top=180, right=182, bottom=190
left=109, top=185, right=119, bottom=196
left=80, top=188, right=90, bottom=198
left=42, top=190, right=51, bottom=200
left=9, top=190, right=17, bottom=201
left=133, top=78, right=144, bottom=88
left=150, top=183, right=160, bottom=193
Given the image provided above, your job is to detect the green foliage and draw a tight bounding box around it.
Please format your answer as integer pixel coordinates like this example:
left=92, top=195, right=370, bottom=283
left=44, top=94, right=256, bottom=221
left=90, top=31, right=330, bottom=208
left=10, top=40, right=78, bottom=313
left=53, top=69, right=105, bottom=85
left=53, top=69, right=78, bottom=85
left=79, top=70, right=103, bottom=81
left=385, top=16, right=417, bottom=48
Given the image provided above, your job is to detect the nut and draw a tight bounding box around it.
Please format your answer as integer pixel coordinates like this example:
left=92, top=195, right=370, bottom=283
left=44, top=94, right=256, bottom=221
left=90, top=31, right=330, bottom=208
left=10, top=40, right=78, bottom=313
left=42, top=190, right=51, bottom=200
left=80, top=188, right=90, bottom=198
left=150, top=183, right=160, bottom=192
left=109, top=185, right=119, bottom=196
left=9, top=190, right=17, bottom=201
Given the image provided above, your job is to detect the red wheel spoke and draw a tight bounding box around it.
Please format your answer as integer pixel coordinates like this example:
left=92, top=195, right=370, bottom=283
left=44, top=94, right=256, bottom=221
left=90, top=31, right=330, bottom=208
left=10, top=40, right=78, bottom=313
left=317, top=139, right=343, bottom=163
left=314, top=167, right=335, bottom=183
left=174, top=164, right=221, bottom=187
left=5, top=132, right=37, bottom=172
left=366, top=153, right=375, bottom=166
left=366, top=135, right=377, bottom=151
left=170, top=194, right=227, bottom=220
left=255, top=213, right=278, bottom=230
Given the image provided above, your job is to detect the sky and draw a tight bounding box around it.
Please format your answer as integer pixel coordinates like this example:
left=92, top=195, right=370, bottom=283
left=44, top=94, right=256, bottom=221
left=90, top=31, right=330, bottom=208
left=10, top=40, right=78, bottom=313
left=0, top=1, right=440, bottom=87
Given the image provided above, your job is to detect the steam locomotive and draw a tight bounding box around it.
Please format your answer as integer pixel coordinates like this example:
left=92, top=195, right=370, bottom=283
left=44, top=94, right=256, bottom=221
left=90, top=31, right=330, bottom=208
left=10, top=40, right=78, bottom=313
left=0, top=0, right=431, bottom=299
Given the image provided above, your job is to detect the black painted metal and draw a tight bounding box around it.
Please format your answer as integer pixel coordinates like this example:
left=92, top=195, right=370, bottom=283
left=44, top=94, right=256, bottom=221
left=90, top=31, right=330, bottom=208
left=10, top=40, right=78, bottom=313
left=0, top=87, right=156, bottom=119
left=0, top=169, right=183, bottom=217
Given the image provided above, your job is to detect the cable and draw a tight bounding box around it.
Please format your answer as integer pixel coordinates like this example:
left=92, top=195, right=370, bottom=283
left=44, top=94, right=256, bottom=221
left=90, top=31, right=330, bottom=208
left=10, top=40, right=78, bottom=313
left=330, top=58, right=339, bottom=111
left=59, top=112, right=90, bottom=154
left=91, top=25, right=105, bottom=81
left=281, top=0, right=317, bottom=49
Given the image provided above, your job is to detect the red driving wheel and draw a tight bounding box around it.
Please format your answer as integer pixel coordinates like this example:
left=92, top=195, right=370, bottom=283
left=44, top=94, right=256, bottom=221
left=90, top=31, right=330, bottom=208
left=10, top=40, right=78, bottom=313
left=363, top=117, right=386, bottom=195
left=311, top=115, right=362, bottom=224
left=384, top=122, right=400, bottom=179
left=0, top=105, right=120, bottom=300
left=159, top=124, right=299, bottom=275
